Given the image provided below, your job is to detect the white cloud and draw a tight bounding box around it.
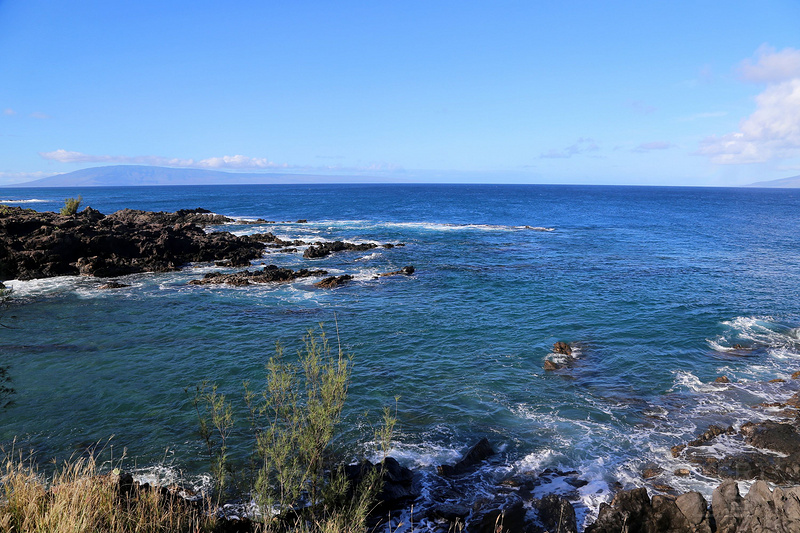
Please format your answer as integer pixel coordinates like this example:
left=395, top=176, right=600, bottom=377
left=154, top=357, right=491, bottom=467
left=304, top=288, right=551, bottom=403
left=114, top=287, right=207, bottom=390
left=633, top=141, right=674, bottom=152
left=3, top=108, right=15, bottom=116
left=39, top=150, right=289, bottom=170
left=29, top=111, right=50, bottom=119
left=540, top=138, right=599, bottom=159
left=739, top=45, right=800, bottom=83
left=697, top=78, right=800, bottom=164
left=698, top=46, right=800, bottom=165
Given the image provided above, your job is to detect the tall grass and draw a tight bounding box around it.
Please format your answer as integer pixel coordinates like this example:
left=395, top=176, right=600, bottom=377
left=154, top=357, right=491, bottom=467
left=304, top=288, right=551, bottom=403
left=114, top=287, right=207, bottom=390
left=0, top=451, right=216, bottom=533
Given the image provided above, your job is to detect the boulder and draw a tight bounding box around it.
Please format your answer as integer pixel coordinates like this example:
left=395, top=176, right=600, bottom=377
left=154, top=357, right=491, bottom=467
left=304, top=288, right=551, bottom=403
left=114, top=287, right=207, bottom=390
left=314, top=275, right=353, bottom=289
left=303, top=241, right=378, bottom=259
left=553, top=342, right=573, bottom=356
left=437, top=438, right=495, bottom=476
left=584, top=487, right=708, bottom=533
left=343, top=457, right=417, bottom=512
left=534, top=494, right=578, bottom=533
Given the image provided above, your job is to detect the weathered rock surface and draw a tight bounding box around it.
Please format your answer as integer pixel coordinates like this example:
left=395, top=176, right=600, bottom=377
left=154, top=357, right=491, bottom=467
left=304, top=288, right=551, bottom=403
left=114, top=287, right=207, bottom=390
left=303, top=241, right=378, bottom=259
left=189, top=265, right=328, bottom=286
left=437, top=438, right=495, bottom=476
left=553, top=342, right=573, bottom=356
left=534, top=494, right=579, bottom=533
left=676, top=421, right=800, bottom=484
left=585, top=487, right=711, bottom=533
left=0, top=206, right=265, bottom=280
left=712, top=480, right=800, bottom=533
left=344, top=457, right=418, bottom=512
left=314, top=275, right=353, bottom=289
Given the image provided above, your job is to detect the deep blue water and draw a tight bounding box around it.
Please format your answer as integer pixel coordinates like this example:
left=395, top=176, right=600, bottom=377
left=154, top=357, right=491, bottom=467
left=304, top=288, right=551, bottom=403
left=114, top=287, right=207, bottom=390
left=2, top=184, right=800, bottom=522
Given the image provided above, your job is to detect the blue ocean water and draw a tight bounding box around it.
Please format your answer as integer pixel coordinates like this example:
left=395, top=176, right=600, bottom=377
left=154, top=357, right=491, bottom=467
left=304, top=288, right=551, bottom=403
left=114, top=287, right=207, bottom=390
left=2, top=184, right=800, bottom=523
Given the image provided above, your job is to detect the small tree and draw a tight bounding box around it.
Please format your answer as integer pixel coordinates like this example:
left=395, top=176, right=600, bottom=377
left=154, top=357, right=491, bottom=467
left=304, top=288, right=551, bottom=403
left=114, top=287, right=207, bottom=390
left=60, top=195, right=82, bottom=216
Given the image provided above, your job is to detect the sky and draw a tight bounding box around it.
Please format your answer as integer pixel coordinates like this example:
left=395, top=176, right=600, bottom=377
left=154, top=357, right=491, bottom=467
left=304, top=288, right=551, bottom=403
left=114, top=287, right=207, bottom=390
left=1, top=1, right=799, bottom=186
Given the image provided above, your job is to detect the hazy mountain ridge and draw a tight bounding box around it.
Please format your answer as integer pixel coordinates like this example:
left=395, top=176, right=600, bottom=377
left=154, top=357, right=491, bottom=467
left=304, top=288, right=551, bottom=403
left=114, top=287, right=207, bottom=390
left=8, top=165, right=410, bottom=187
left=748, top=175, right=800, bottom=188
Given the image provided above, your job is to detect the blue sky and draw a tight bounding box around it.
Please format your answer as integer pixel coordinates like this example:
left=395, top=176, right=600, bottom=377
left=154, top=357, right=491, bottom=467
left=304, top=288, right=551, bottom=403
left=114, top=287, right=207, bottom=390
left=1, top=1, right=799, bottom=186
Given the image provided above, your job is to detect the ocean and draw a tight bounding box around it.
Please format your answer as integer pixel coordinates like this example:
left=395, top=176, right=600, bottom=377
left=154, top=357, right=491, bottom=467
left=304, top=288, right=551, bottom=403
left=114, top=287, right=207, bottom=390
left=2, top=183, right=800, bottom=527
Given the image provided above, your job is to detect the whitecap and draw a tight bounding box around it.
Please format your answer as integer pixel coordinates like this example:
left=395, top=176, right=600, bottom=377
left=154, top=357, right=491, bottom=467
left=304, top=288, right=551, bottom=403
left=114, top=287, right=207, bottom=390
left=0, top=198, right=48, bottom=204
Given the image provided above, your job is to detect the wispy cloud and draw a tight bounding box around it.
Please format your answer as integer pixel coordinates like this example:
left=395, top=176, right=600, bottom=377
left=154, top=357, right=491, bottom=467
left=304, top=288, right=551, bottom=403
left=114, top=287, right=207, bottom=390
left=698, top=46, right=800, bottom=164
left=3, top=108, right=15, bottom=116
left=540, top=138, right=600, bottom=159
left=29, top=111, right=50, bottom=120
left=39, top=150, right=291, bottom=170
left=633, top=141, right=674, bottom=153
left=738, top=45, right=800, bottom=83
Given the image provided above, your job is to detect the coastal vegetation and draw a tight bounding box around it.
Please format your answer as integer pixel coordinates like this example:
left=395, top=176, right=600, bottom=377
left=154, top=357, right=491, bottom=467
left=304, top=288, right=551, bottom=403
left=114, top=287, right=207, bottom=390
left=59, top=195, right=82, bottom=216
left=0, top=327, right=396, bottom=533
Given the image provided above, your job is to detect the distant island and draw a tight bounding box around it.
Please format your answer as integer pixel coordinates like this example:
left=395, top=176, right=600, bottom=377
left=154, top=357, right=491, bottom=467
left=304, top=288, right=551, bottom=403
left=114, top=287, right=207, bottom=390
left=748, top=175, right=800, bottom=188
left=7, top=165, right=412, bottom=187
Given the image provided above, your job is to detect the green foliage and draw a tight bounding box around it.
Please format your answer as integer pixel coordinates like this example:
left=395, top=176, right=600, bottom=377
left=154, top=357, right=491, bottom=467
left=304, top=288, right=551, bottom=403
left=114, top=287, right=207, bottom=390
left=245, top=327, right=351, bottom=517
left=60, top=195, right=82, bottom=215
left=192, top=325, right=397, bottom=531
left=188, top=380, right=234, bottom=498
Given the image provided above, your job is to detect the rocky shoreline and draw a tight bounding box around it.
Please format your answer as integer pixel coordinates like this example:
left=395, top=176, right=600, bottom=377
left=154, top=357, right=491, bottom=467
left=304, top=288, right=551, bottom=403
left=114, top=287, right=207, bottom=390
left=5, top=205, right=800, bottom=531
left=0, top=205, right=412, bottom=287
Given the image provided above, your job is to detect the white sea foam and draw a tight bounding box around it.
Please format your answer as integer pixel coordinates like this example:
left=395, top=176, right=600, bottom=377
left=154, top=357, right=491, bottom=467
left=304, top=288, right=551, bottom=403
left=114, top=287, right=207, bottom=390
left=3, top=276, right=84, bottom=297
left=0, top=198, right=48, bottom=203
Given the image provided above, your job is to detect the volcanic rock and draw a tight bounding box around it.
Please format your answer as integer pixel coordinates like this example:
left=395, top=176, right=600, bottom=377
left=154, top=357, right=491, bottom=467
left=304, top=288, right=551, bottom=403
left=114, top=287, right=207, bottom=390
left=314, top=275, right=353, bottom=289
left=189, top=265, right=327, bottom=286
left=303, top=241, right=379, bottom=259
left=553, top=342, right=573, bottom=356
left=378, top=266, right=415, bottom=277
left=437, top=438, right=495, bottom=476
left=0, top=206, right=265, bottom=280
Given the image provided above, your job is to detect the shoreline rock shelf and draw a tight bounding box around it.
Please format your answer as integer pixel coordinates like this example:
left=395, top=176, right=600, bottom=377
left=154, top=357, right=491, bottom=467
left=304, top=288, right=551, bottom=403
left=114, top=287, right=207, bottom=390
left=0, top=206, right=265, bottom=280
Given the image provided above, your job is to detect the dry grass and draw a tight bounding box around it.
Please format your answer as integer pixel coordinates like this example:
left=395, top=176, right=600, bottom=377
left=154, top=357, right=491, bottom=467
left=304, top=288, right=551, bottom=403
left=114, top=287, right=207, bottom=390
left=0, top=452, right=216, bottom=533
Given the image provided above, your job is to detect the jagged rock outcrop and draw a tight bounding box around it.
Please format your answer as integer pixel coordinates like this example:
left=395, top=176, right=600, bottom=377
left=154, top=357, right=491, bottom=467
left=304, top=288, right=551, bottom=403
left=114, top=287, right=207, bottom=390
left=713, top=480, right=800, bottom=533
left=674, top=421, right=800, bottom=484
left=437, top=438, right=495, bottom=476
left=303, top=241, right=378, bottom=259
left=344, top=457, right=418, bottom=512
left=189, top=265, right=327, bottom=286
left=0, top=206, right=265, bottom=280
left=585, top=487, right=711, bottom=533
left=314, top=275, right=353, bottom=289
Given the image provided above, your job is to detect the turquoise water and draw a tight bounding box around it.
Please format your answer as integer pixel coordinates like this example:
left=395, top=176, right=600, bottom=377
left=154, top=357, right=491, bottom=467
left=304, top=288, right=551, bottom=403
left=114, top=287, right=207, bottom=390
left=2, top=184, right=800, bottom=521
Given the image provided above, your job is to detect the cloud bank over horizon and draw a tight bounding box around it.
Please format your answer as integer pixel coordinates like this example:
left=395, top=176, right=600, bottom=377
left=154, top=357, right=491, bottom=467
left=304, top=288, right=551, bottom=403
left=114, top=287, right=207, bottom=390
left=39, top=150, right=290, bottom=171
left=698, top=46, right=800, bottom=165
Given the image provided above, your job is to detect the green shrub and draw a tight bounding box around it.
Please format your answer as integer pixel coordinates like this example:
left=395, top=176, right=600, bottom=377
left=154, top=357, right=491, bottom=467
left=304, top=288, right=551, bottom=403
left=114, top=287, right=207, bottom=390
left=193, top=326, right=396, bottom=531
left=60, top=195, right=82, bottom=215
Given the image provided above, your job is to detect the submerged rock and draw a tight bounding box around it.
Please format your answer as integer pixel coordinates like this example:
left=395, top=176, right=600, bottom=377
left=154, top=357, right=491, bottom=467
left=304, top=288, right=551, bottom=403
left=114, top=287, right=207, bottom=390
left=378, top=266, right=415, bottom=277
left=98, top=281, right=131, bottom=289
